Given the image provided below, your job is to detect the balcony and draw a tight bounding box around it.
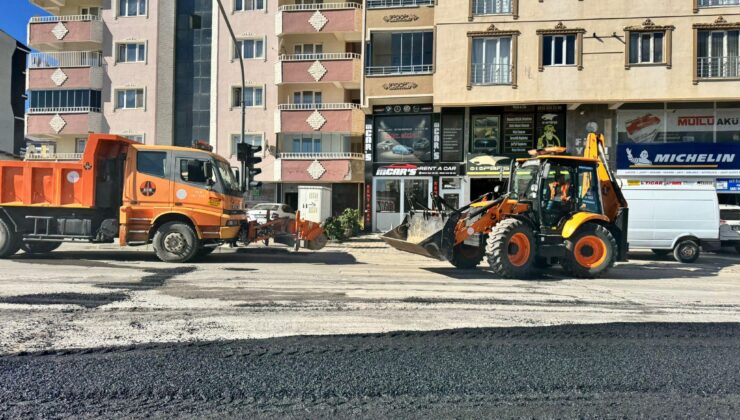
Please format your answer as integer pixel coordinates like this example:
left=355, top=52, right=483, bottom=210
left=28, top=15, right=103, bottom=50
left=275, top=103, right=364, bottom=134
left=276, top=3, right=362, bottom=38
left=28, top=52, right=103, bottom=90
left=277, top=53, right=361, bottom=87
left=27, top=108, right=103, bottom=139
left=277, top=153, right=364, bottom=183
left=697, top=56, right=740, bottom=80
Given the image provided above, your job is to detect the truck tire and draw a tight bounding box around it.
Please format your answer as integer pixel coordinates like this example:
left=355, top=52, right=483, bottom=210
left=21, top=241, right=61, bottom=254
left=673, top=239, right=700, bottom=263
left=561, top=224, right=617, bottom=279
left=0, top=218, right=21, bottom=258
left=450, top=241, right=485, bottom=269
left=651, top=249, right=671, bottom=257
left=153, top=222, right=200, bottom=263
left=486, top=218, right=536, bottom=279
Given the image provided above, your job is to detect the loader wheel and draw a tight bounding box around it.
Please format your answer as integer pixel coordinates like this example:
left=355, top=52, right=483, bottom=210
left=486, top=219, right=536, bottom=279
left=562, top=224, right=617, bottom=278
left=153, top=222, right=200, bottom=263
left=450, top=238, right=485, bottom=269
left=21, top=241, right=61, bottom=254
left=0, top=218, right=21, bottom=258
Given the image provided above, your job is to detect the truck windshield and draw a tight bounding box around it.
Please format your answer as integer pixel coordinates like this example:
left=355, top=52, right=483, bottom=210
left=216, top=160, right=241, bottom=195
left=510, top=161, right=539, bottom=201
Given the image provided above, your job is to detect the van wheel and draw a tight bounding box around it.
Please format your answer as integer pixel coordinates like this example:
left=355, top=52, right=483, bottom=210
left=450, top=241, right=485, bottom=269
left=0, top=218, right=21, bottom=258
left=673, top=239, right=700, bottom=263
left=486, top=219, right=536, bottom=279
left=153, top=222, right=200, bottom=263
left=651, top=249, right=671, bottom=257
left=21, top=241, right=61, bottom=254
left=561, top=224, right=617, bottom=279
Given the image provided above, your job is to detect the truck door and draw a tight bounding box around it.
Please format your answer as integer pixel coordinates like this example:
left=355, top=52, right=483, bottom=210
left=171, top=153, right=223, bottom=236
left=125, top=150, right=173, bottom=243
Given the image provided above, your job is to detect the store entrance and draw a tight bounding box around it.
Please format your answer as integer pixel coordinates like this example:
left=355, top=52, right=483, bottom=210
left=373, top=177, right=432, bottom=232
left=470, top=178, right=508, bottom=201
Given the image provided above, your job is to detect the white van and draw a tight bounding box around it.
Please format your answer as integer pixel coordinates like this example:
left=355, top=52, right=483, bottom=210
left=621, top=181, right=720, bottom=263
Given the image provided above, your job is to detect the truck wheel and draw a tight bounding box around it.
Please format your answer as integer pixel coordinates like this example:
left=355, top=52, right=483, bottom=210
left=651, top=249, right=671, bottom=257
left=486, top=218, right=536, bottom=279
left=562, top=224, right=617, bottom=279
left=0, top=218, right=21, bottom=258
left=21, top=241, right=61, bottom=254
left=673, top=239, right=700, bottom=263
left=153, top=222, right=200, bottom=263
left=450, top=240, right=484, bottom=269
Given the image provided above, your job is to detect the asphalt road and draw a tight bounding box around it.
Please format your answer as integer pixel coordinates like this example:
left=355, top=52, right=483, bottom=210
left=1, top=323, right=739, bottom=418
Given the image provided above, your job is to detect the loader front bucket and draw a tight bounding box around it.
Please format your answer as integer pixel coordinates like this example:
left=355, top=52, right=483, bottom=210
left=381, top=211, right=460, bottom=261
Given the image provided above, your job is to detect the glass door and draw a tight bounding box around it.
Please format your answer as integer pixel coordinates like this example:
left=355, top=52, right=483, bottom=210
left=373, top=178, right=432, bottom=231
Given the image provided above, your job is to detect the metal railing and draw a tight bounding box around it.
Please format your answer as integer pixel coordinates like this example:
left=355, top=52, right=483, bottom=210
left=29, top=51, right=102, bottom=69
left=24, top=152, right=83, bottom=161
left=279, top=52, right=360, bottom=61
left=29, top=14, right=101, bottom=23
left=365, top=64, right=433, bottom=76
left=698, top=0, right=740, bottom=6
left=28, top=107, right=101, bottom=114
left=279, top=152, right=363, bottom=159
left=472, top=0, right=513, bottom=15
left=470, top=63, right=513, bottom=85
left=278, top=2, right=362, bottom=11
left=697, top=56, right=740, bottom=79
left=367, top=0, right=434, bottom=9
left=278, top=103, right=362, bottom=110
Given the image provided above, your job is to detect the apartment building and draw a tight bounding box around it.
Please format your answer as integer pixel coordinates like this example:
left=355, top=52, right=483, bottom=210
left=363, top=0, right=740, bottom=231
left=0, top=30, right=29, bottom=158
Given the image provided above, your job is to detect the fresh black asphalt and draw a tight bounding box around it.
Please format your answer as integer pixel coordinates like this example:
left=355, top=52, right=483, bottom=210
left=1, top=323, right=739, bottom=418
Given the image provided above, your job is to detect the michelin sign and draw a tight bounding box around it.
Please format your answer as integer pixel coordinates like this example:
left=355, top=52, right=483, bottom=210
left=617, top=143, right=740, bottom=176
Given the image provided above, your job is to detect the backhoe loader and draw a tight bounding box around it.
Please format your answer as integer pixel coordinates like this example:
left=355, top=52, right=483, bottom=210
left=382, top=133, right=629, bottom=278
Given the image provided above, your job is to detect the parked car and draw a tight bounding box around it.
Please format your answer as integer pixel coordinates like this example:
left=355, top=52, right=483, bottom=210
left=391, top=145, right=415, bottom=155
left=377, top=140, right=396, bottom=151
left=705, top=204, right=740, bottom=253
left=621, top=182, right=719, bottom=263
left=247, top=203, right=296, bottom=224
left=412, top=138, right=430, bottom=150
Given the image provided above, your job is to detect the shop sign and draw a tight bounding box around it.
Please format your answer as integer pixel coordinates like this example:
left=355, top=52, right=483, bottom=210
left=441, top=110, right=464, bottom=162
left=466, top=153, right=512, bottom=177
left=502, top=114, right=535, bottom=155
left=433, top=122, right=441, bottom=160
left=373, top=104, right=433, bottom=115
left=374, top=163, right=462, bottom=177
left=364, top=123, right=373, bottom=162
left=617, top=109, right=740, bottom=144
left=716, top=178, right=740, bottom=192
left=617, top=143, right=740, bottom=175
left=365, top=184, right=372, bottom=226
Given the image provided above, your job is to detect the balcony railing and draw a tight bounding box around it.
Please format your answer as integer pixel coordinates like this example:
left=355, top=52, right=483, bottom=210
left=470, top=63, right=513, bottom=85
left=278, top=2, right=362, bottom=11
left=25, top=152, right=83, bottom=161
left=698, top=0, right=740, bottom=6
left=365, top=65, right=433, bottom=76
left=279, top=53, right=361, bottom=61
left=29, top=51, right=102, bottom=69
left=278, top=103, right=362, bottom=110
left=697, top=56, right=740, bottom=79
left=29, top=14, right=101, bottom=23
left=279, top=152, right=364, bottom=159
left=367, top=0, right=434, bottom=8
left=28, top=106, right=101, bottom=114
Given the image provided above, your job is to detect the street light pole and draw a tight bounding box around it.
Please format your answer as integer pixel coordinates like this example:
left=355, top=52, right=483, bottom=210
left=215, top=0, right=247, bottom=191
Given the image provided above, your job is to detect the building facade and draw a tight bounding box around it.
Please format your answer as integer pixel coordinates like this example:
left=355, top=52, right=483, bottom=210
left=0, top=30, right=29, bottom=158
left=363, top=0, right=740, bottom=231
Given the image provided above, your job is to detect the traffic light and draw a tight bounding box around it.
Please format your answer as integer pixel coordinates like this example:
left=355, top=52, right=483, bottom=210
left=236, top=142, right=263, bottom=191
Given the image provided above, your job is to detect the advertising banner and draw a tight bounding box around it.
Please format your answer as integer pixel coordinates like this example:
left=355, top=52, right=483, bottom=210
left=617, top=142, right=740, bottom=176
left=618, top=109, right=740, bottom=144
left=466, top=154, right=512, bottom=177
left=716, top=179, right=740, bottom=193
left=374, top=114, right=433, bottom=163
left=374, top=163, right=462, bottom=177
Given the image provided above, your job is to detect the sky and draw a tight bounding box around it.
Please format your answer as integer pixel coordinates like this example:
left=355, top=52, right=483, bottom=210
left=0, top=1, right=48, bottom=45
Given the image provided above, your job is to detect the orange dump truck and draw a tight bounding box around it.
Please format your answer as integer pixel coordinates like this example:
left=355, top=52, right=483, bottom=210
left=0, top=134, right=326, bottom=262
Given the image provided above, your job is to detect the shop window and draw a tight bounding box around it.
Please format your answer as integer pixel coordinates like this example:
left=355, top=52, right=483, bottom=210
left=470, top=115, right=501, bottom=154
left=376, top=179, right=401, bottom=213
left=374, top=114, right=433, bottom=163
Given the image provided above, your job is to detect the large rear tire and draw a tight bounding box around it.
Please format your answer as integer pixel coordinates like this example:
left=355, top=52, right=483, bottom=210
left=153, top=222, right=200, bottom=263
left=0, top=218, right=21, bottom=258
left=21, top=241, right=61, bottom=254
left=486, top=219, right=536, bottom=279
left=450, top=239, right=485, bottom=269
left=561, top=223, right=617, bottom=278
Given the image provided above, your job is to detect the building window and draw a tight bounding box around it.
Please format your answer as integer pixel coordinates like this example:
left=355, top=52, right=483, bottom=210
left=697, top=30, right=740, bottom=79
left=294, top=44, right=323, bottom=56
left=470, top=115, right=501, bottom=154
left=543, top=35, right=576, bottom=66
left=120, top=134, right=145, bottom=143
left=116, top=89, right=145, bottom=110
left=366, top=31, right=434, bottom=75
left=29, top=90, right=102, bottom=111
left=280, top=133, right=355, bottom=154
left=367, top=0, right=434, bottom=8
left=231, top=134, right=263, bottom=156
left=75, top=138, right=87, bottom=154
left=629, top=32, right=664, bottom=64
left=234, top=38, right=264, bottom=60
left=471, top=37, right=512, bottom=85
left=232, top=86, right=264, bottom=107
left=119, top=0, right=147, bottom=17
left=80, top=6, right=101, bottom=17
left=117, top=43, right=146, bottom=63
left=235, top=0, right=265, bottom=11
left=472, top=0, right=512, bottom=15
left=293, top=91, right=322, bottom=105
left=698, top=0, right=740, bottom=7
